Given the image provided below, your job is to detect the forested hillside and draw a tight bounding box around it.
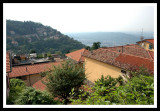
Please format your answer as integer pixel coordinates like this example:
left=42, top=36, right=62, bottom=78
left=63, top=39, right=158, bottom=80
left=6, top=20, right=85, bottom=54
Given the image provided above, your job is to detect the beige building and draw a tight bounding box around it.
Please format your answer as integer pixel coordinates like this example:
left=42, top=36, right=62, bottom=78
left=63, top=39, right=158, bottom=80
left=9, top=62, right=61, bottom=87
left=83, top=44, right=154, bottom=85
left=136, top=39, right=154, bottom=51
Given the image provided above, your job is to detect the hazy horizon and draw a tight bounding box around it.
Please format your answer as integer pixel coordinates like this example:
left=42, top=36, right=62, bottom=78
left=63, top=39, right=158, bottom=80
left=4, top=3, right=156, bottom=33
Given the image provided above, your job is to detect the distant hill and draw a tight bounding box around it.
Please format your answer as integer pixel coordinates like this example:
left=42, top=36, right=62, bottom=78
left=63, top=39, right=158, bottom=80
left=65, top=32, right=154, bottom=47
left=6, top=20, right=86, bottom=54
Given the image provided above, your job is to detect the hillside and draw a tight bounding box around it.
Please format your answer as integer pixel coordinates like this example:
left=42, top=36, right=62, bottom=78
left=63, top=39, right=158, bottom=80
left=65, top=32, right=154, bottom=47
left=6, top=20, right=86, bottom=54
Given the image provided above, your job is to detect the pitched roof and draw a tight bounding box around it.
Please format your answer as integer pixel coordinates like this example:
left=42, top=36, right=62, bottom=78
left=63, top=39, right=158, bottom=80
left=6, top=52, right=11, bottom=73
left=83, top=46, right=154, bottom=74
left=136, top=39, right=154, bottom=45
left=115, top=53, right=154, bottom=73
left=101, top=44, right=153, bottom=59
left=9, top=62, right=61, bottom=78
left=32, top=77, right=47, bottom=91
left=145, top=39, right=154, bottom=44
left=65, top=48, right=89, bottom=62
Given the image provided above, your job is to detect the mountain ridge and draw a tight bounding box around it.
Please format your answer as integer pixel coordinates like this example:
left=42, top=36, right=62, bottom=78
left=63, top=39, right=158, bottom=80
left=6, top=20, right=86, bottom=54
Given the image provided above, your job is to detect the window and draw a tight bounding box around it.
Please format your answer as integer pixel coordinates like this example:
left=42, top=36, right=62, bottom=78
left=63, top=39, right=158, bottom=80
left=149, top=44, right=153, bottom=49
left=121, top=70, right=126, bottom=74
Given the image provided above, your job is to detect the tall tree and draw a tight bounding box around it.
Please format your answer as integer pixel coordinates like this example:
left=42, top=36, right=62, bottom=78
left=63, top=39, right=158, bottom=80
left=44, top=60, right=86, bottom=104
left=92, top=42, right=101, bottom=50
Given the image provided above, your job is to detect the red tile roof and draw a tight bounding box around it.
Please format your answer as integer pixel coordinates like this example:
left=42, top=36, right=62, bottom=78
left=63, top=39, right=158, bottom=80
left=101, top=44, right=153, bottom=59
left=32, top=77, right=47, bottom=91
left=83, top=47, right=154, bottom=74
left=145, top=39, right=154, bottom=44
left=115, top=53, right=154, bottom=74
left=6, top=52, right=11, bottom=73
left=65, top=48, right=89, bottom=62
left=136, top=39, right=154, bottom=45
left=9, top=62, right=61, bottom=78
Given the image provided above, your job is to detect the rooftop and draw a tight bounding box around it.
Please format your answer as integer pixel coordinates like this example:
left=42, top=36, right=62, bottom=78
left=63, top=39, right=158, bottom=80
left=9, top=61, right=62, bottom=78
left=65, top=48, right=89, bottom=62
left=83, top=45, right=154, bottom=74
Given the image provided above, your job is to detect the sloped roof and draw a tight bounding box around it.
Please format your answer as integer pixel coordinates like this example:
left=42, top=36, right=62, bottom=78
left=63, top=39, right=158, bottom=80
left=83, top=47, right=154, bottom=74
left=136, top=39, right=154, bottom=45
left=6, top=52, right=11, bottom=73
left=145, top=39, right=154, bottom=44
left=115, top=53, right=154, bottom=73
left=9, top=62, right=61, bottom=78
left=101, top=44, right=153, bottom=59
left=65, top=48, right=89, bottom=62
left=32, top=77, right=47, bottom=91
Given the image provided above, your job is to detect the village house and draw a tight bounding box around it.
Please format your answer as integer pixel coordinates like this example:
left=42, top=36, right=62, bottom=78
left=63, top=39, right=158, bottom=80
left=9, top=61, right=61, bottom=86
left=82, top=44, right=154, bottom=86
left=6, top=52, right=12, bottom=98
left=136, top=39, right=154, bottom=51
left=65, top=48, right=89, bottom=67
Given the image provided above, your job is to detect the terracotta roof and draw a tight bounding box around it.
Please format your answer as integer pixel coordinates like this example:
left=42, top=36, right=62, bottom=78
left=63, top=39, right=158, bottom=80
left=65, top=48, right=89, bottom=62
left=101, top=44, right=153, bottom=59
left=32, top=77, right=47, bottom=91
left=83, top=47, right=154, bottom=74
left=145, top=39, right=154, bottom=44
left=6, top=52, right=11, bottom=73
left=136, top=39, right=154, bottom=45
left=115, top=53, right=154, bottom=73
left=148, top=51, right=154, bottom=60
left=9, top=62, right=61, bottom=78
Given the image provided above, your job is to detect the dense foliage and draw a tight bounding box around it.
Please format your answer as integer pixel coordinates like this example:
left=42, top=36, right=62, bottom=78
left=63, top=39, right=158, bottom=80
left=70, top=74, right=154, bottom=105
left=6, top=20, right=85, bottom=54
left=15, top=87, right=60, bottom=105
left=7, top=78, right=26, bottom=104
left=44, top=60, right=86, bottom=104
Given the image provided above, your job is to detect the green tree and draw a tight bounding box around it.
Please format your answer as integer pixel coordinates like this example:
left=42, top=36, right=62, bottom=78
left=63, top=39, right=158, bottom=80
left=44, top=60, right=86, bottom=104
left=85, top=46, right=91, bottom=51
left=91, top=42, right=101, bottom=50
left=30, top=49, right=36, bottom=53
left=7, top=78, right=26, bottom=104
left=15, top=87, right=60, bottom=105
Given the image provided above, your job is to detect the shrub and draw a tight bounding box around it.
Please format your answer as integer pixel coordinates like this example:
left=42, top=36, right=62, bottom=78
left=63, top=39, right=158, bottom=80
left=7, top=78, right=26, bottom=104
left=70, top=74, right=154, bottom=105
left=15, top=87, right=60, bottom=105
left=44, top=60, right=86, bottom=104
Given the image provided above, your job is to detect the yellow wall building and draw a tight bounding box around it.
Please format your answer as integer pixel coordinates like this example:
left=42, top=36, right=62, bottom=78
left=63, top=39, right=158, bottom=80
left=137, top=39, right=154, bottom=51
left=84, top=57, right=122, bottom=84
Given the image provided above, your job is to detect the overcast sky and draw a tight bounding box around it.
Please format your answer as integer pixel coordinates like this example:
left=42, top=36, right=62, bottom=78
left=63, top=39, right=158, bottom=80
left=3, top=3, right=156, bottom=33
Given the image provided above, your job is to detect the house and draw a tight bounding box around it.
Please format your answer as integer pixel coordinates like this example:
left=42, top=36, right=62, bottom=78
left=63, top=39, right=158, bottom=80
left=136, top=39, right=154, bottom=51
left=9, top=62, right=61, bottom=86
left=6, top=52, right=12, bottom=98
left=82, top=44, right=154, bottom=86
left=30, top=53, right=37, bottom=59
left=65, top=48, right=89, bottom=63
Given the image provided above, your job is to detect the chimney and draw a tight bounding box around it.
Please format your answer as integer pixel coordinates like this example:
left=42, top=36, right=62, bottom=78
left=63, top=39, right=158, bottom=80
left=122, top=46, right=123, bottom=53
left=26, top=67, right=28, bottom=72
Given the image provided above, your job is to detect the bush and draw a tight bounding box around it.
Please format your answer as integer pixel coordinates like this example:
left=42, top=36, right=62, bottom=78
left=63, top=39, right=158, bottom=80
left=70, top=74, right=154, bottom=105
left=44, top=60, right=86, bottom=104
left=7, top=78, right=26, bottom=104
left=106, top=74, right=154, bottom=105
left=15, top=87, right=60, bottom=105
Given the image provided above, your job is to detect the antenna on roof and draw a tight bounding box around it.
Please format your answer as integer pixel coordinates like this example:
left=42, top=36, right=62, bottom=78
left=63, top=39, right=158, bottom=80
left=26, top=67, right=28, bottom=72
left=140, top=28, right=144, bottom=41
